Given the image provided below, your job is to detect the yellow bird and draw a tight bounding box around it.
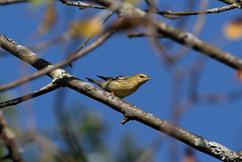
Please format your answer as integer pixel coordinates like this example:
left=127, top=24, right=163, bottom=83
left=86, top=74, right=151, bottom=98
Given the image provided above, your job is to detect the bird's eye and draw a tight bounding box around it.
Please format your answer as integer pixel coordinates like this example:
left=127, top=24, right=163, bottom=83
left=139, top=75, right=145, bottom=78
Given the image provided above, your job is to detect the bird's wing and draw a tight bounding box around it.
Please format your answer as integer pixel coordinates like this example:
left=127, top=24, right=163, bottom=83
left=97, top=75, right=128, bottom=81
left=96, top=75, right=113, bottom=81
left=115, top=76, right=127, bottom=79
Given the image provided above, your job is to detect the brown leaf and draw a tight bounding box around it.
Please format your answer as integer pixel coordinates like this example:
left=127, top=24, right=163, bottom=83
left=236, top=69, right=242, bottom=81
left=40, top=3, right=57, bottom=35
left=183, top=148, right=197, bottom=162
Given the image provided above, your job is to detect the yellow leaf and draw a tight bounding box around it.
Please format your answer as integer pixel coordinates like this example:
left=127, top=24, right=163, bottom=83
left=224, top=17, right=242, bottom=40
left=30, top=0, right=48, bottom=6
left=126, top=0, right=140, bottom=6
left=69, top=18, right=103, bottom=38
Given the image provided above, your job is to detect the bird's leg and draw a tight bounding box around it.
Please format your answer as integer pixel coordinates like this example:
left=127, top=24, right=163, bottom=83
left=110, top=91, right=116, bottom=97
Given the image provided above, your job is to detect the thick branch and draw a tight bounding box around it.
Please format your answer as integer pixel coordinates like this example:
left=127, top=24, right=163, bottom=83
left=155, top=21, right=242, bottom=70
left=66, top=78, right=242, bottom=162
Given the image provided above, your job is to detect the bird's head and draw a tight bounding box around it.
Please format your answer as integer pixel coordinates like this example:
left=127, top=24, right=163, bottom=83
left=133, top=73, right=151, bottom=85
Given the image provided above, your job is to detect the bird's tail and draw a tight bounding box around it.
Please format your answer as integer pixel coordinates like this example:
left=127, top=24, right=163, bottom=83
left=86, top=78, right=102, bottom=87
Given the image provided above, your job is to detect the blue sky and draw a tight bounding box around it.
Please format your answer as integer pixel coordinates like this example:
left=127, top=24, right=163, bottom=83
left=1, top=1, right=242, bottom=162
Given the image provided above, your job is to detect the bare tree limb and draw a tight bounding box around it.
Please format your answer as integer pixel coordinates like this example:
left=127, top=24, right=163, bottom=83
left=154, top=21, right=242, bottom=69
left=157, top=3, right=240, bottom=18
left=59, top=0, right=105, bottom=9
left=0, top=0, right=27, bottom=5
left=66, top=78, right=242, bottom=162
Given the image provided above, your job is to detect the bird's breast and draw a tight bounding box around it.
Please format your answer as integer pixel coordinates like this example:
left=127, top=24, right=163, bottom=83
left=105, top=80, right=137, bottom=98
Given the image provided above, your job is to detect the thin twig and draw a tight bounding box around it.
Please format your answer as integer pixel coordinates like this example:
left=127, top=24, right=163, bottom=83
left=59, top=0, right=105, bottom=9
left=0, top=0, right=27, bottom=5
left=0, top=82, right=59, bottom=108
left=157, top=3, right=240, bottom=18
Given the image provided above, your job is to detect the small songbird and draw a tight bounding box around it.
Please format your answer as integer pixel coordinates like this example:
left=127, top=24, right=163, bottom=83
left=86, top=74, right=151, bottom=98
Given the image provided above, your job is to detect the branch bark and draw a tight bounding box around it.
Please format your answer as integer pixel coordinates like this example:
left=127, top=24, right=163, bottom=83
left=0, top=0, right=27, bottom=5
left=0, top=82, right=59, bottom=108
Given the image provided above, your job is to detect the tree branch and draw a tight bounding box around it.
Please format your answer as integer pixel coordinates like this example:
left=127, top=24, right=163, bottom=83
left=0, top=82, right=59, bottom=108
left=157, top=3, right=240, bottom=18
left=59, top=0, right=105, bottom=9
left=0, top=0, right=27, bottom=5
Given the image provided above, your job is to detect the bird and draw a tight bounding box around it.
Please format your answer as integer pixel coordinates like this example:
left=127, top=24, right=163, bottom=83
left=86, top=73, right=151, bottom=98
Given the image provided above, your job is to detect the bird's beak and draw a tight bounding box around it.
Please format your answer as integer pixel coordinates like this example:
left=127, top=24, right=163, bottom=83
left=147, top=76, right=151, bottom=80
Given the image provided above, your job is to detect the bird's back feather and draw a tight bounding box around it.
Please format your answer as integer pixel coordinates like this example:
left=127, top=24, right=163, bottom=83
left=96, top=75, right=112, bottom=81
